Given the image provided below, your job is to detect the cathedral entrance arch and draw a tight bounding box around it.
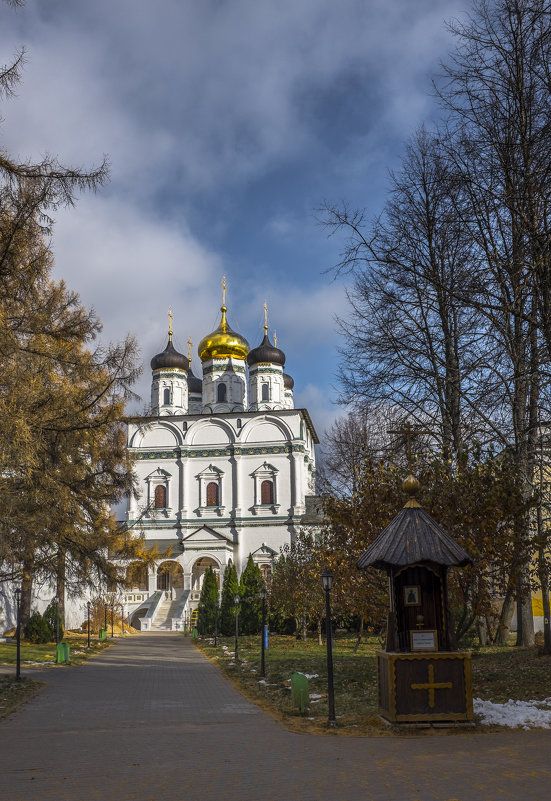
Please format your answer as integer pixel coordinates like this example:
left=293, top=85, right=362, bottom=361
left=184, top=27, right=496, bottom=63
left=191, top=556, right=220, bottom=593
left=156, top=560, right=184, bottom=591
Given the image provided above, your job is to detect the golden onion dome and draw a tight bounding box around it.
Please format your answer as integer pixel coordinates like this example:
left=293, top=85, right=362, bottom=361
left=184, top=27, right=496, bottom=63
left=198, top=305, right=250, bottom=362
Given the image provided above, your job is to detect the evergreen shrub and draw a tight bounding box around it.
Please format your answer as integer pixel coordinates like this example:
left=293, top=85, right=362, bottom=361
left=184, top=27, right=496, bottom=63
left=24, top=611, right=54, bottom=644
left=44, top=602, right=64, bottom=640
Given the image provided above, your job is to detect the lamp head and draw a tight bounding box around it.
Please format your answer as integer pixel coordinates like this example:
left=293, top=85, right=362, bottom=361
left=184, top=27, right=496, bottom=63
left=321, top=569, right=334, bottom=592
left=260, top=587, right=267, bottom=600
left=234, top=594, right=240, bottom=605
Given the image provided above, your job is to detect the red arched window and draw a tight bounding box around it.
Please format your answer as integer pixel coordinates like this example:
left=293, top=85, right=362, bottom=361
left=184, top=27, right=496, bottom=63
left=206, top=482, right=219, bottom=507
left=154, top=485, right=167, bottom=508
left=261, top=480, right=274, bottom=505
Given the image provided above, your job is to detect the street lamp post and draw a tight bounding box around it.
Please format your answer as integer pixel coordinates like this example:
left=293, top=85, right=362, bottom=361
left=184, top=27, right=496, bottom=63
left=260, top=587, right=267, bottom=678
left=110, top=597, right=114, bottom=638
left=321, top=569, right=337, bottom=727
left=14, top=587, right=21, bottom=681
left=121, top=603, right=125, bottom=635
left=104, top=601, right=108, bottom=633
left=234, top=594, right=240, bottom=661
left=200, top=602, right=205, bottom=637
left=214, top=602, right=219, bottom=647
left=87, top=601, right=91, bottom=648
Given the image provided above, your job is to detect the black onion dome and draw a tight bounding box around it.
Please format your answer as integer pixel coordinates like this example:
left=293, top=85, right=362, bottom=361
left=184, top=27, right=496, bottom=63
left=150, top=339, right=189, bottom=372
left=247, top=333, right=285, bottom=367
left=187, top=367, right=202, bottom=395
left=283, top=373, right=294, bottom=390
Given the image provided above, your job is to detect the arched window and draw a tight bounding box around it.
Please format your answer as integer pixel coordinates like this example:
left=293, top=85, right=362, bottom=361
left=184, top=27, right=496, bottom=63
left=206, top=482, right=219, bottom=506
left=261, top=480, right=274, bottom=505
left=261, top=383, right=269, bottom=401
left=163, top=387, right=170, bottom=405
left=217, top=383, right=227, bottom=402
left=154, top=485, right=167, bottom=508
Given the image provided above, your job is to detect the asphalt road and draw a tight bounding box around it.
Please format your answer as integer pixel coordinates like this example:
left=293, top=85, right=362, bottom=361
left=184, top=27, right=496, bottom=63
left=1, top=633, right=550, bottom=801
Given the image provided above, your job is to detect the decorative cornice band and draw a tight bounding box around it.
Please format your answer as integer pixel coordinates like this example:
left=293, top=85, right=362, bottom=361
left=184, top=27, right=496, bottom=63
left=249, top=365, right=284, bottom=375
left=202, top=363, right=246, bottom=375
left=130, top=443, right=306, bottom=460
left=152, top=369, right=187, bottom=377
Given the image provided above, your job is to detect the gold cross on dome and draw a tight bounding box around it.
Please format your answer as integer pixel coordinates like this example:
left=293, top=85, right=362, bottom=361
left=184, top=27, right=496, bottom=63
left=222, top=275, right=226, bottom=307
left=274, top=330, right=277, bottom=347
left=168, top=307, right=173, bottom=341
left=188, top=336, right=192, bottom=362
left=388, top=421, right=432, bottom=472
left=410, top=664, right=452, bottom=709
left=264, top=301, right=268, bottom=334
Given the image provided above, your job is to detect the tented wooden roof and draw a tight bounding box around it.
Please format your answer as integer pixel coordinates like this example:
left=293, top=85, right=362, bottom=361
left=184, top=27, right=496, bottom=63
left=357, top=504, right=472, bottom=571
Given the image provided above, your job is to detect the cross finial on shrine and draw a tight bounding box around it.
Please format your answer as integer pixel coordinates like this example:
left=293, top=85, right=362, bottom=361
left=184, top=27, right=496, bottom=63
left=222, top=275, right=226, bottom=308
left=168, top=307, right=173, bottom=342
left=388, top=421, right=432, bottom=472
left=188, top=336, right=192, bottom=362
left=264, top=301, right=268, bottom=335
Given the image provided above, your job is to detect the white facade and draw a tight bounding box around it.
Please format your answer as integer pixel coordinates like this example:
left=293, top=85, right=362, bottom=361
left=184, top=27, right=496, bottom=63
left=123, top=406, right=317, bottom=629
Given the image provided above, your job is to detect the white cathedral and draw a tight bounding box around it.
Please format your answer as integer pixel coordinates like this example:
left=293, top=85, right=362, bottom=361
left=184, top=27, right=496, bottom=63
left=122, top=292, right=319, bottom=631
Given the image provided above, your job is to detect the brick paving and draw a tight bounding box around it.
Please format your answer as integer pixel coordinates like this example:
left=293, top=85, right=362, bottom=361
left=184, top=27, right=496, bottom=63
left=1, top=633, right=551, bottom=801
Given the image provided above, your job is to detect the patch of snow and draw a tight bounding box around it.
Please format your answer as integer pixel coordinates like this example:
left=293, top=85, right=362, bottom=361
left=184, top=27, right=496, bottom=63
left=258, top=679, right=267, bottom=684
left=310, top=693, right=322, bottom=700
left=474, top=697, right=551, bottom=729
left=304, top=673, right=319, bottom=679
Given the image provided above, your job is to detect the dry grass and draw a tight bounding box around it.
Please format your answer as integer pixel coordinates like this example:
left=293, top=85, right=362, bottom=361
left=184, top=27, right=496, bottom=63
left=194, top=633, right=551, bottom=736
left=0, top=676, right=44, bottom=720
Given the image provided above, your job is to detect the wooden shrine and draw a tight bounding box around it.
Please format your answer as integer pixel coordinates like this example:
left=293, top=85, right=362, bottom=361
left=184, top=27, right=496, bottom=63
left=357, top=473, right=474, bottom=724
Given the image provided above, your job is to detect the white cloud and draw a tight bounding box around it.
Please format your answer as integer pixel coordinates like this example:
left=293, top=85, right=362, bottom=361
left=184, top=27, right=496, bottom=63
left=51, top=195, right=223, bottom=409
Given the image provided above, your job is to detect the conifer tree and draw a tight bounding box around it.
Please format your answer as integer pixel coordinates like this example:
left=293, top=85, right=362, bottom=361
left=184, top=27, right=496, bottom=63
left=238, top=554, right=264, bottom=635
left=220, top=563, right=239, bottom=636
left=199, top=567, right=219, bottom=634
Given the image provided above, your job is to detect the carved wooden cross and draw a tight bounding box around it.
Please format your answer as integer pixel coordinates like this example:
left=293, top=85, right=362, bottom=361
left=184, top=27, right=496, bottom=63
left=410, top=663, right=452, bottom=708
left=388, top=421, right=432, bottom=472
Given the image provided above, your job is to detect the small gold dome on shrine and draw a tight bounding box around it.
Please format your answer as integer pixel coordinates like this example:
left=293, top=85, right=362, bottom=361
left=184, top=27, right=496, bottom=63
left=402, top=473, right=421, bottom=507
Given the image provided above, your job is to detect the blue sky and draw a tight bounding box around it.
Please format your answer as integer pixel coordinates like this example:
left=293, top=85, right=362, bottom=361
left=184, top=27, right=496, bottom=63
left=0, top=0, right=467, bottom=437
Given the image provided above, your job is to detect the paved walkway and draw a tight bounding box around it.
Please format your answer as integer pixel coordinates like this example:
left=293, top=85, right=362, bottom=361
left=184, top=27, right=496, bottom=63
left=1, top=633, right=551, bottom=801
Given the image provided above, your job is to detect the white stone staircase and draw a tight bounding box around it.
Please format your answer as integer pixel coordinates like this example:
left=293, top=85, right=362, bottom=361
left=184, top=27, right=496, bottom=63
left=150, top=597, right=182, bottom=631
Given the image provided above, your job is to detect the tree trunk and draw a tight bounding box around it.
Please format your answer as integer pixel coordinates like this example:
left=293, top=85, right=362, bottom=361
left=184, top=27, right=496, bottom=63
left=317, top=618, right=322, bottom=646
left=353, top=615, right=364, bottom=654
left=477, top=616, right=488, bottom=647
left=56, top=549, right=66, bottom=628
left=538, top=546, right=551, bottom=654
left=301, top=616, right=308, bottom=641
left=19, top=565, right=33, bottom=629
left=516, top=549, right=535, bottom=647
left=495, top=593, right=515, bottom=645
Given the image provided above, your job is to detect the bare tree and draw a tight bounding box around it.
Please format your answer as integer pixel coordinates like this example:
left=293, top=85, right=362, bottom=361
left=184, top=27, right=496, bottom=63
left=436, top=0, right=551, bottom=645
left=322, top=128, right=484, bottom=461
